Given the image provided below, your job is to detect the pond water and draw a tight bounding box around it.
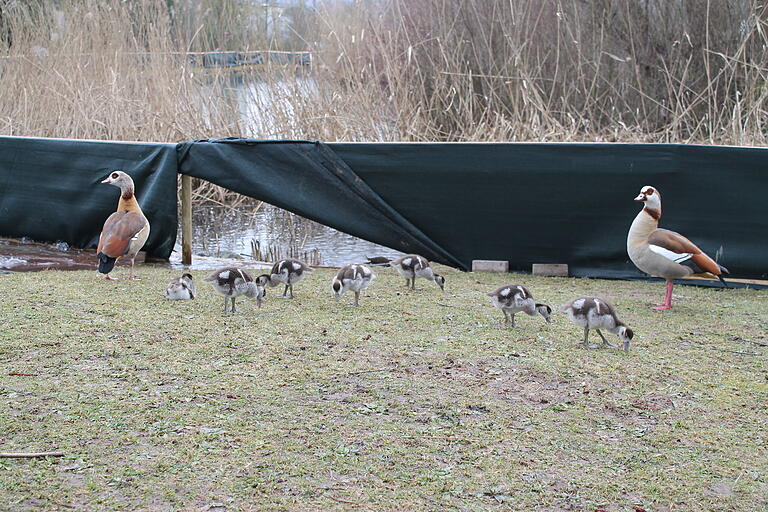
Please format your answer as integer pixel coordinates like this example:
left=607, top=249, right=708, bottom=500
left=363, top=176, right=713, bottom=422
left=171, top=203, right=403, bottom=269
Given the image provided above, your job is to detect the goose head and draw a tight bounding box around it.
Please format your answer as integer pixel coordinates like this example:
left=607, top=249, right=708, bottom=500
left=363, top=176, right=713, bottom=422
left=634, top=185, right=662, bottom=217
left=101, top=170, right=135, bottom=198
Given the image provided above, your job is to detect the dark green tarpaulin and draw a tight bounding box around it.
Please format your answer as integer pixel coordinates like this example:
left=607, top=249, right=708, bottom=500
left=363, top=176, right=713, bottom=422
left=1, top=136, right=766, bottom=281
left=176, top=138, right=464, bottom=268
left=178, top=139, right=767, bottom=280
left=0, top=136, right=177, bottom=258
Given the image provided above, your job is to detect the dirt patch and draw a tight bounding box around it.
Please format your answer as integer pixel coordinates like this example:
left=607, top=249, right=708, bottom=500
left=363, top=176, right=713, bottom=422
left=486, top=367, right=585, bottom=407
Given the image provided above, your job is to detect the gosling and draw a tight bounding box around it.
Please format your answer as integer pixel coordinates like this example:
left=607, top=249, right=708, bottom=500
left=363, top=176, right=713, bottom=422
left=563, top=296, right=634, bottom=351
left=203, top=267, right=264, bottom=314
left=487, top=284, right=551, bottom=327
left=390, top=254, right=445, bottom=291
left=264, top=258, right=312, bottom=298
left=164, top=273, right=195, bottom=300
left=331, top=263, right=376, bottom=306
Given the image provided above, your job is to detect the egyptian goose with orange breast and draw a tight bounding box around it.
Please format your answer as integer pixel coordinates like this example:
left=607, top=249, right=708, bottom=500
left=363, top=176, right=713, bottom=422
left=96, top=171, right=150, bottom=280
left=627, top=185, right=728, bottom=310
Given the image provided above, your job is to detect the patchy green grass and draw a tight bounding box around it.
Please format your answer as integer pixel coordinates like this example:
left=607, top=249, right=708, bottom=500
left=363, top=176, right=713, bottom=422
left=0, top=264, right=766, bottom=511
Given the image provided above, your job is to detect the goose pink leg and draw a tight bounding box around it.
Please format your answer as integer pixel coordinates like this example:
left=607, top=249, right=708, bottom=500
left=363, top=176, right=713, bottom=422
left=653, top=280, right=673, bottom=310
left=125, top=259, right=140, bottom=281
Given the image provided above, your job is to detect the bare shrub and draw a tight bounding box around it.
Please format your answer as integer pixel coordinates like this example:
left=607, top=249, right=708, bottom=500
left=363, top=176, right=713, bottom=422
left=0, top=0, right=765, bottom=204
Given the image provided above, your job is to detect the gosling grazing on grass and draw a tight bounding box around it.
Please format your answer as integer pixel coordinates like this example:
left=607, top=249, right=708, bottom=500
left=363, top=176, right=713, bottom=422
left=487, top=284, right=551, bottom=327
left=331, top=263, right=376, bottom=306
left=628, top=185, right=729, bottom=310
left=390, top=254, right=445, bottom=291
left=203, top=267, right=264, bottom=313
left=263, top=258, right=312, bottom=298
left=165, top=273, right=195, bottom=300
left=563, top=296, right=634, bottom=351
left=96, top=170, right=150, bottom=280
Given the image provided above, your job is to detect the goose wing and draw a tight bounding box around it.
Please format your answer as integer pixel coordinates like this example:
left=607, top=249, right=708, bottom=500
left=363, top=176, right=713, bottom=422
left=97, top=211, right=147, bottom=258
left=648, top=228, right=723, bottom=275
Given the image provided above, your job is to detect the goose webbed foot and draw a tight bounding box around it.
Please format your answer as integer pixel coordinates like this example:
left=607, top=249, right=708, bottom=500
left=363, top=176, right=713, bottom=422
left=596, top=329, right=617, bottom=348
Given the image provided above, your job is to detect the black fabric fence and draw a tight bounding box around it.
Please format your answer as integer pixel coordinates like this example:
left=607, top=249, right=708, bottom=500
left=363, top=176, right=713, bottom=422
left=0, top=136, right=178, bottom=258
left=2, top=136, right=766, bottom=281
left=179, top=139, right=768, bottom=280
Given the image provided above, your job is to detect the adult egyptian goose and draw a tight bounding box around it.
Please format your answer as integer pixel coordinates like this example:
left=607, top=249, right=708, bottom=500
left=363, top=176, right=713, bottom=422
left=165, top=273, right=195, bottom=300
left=96, top=170, right=150, bottom=280
left=390, top=254, right=445, bottom=291
left=563, top=296, right=634, bottom=351
left=487, top=284, right=551, bottom=327
left=331, top=263, right=376, bottom=306
left=627, top=185, right=729, bottom=310
left=264, top=258, right=312, bottom=298
left=203, top=267, right=264, bottom=313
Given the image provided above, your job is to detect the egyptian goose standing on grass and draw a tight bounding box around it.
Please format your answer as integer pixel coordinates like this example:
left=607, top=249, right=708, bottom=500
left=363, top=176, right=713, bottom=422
left=487, top=284, right=551, bottom=327
left=627, top=186, right=729, bottom=310
left=563, top=296, right=634, bottom=351
left=331, top=263, right=376, bottom=306
left=264, top=258, right=312, bottom=298
left=165, top=273, right=196, bottom=300
left=96, top=171, right=150, bottom=280
left=390, top=254, right=445, bottom=291
left=203, top=267, right=264, bottom=313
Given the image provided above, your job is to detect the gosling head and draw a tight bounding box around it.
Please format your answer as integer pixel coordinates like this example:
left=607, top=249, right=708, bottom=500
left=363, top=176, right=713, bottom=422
left=244, top=281, right=262, bottom=299
left=331, top=278, right=343, bottom=302
left=618, top=325, right=634, bottom=351
left=535, top=303, right=553, bottom=323
left=434, top=274, right=446, bottom=291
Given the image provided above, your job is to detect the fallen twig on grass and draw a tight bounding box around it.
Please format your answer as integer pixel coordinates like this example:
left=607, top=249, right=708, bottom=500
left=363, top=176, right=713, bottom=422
left=730, top=336, right=768, bottom=347
left=327, top=495, right=358, bottom=505
left=344, top=367, right=396, bottom=376
left=0, top=452, right=64, bottom=458
left=713, top=348, right=758, bottom=356
left=8, top=372, right=38, bottom=376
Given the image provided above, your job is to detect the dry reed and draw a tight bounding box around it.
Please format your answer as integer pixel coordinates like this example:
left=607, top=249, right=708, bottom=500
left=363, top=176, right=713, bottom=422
left=0, top=0, right=765, bottom=205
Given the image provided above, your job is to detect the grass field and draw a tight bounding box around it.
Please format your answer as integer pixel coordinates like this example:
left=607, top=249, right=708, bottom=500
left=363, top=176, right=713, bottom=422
left=1, top=264, right=766, bottom=511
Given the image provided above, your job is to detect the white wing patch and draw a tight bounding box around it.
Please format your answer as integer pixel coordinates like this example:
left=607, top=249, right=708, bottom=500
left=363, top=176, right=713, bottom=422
left=649, top=244, right=692, bottom=264
left=500, top=288, right=511, bottom=297
left=219, top=270, right=230, bottom=279
left=402, top=257, right=412, bottom=266
left=292, top=262, right=301, bottom=271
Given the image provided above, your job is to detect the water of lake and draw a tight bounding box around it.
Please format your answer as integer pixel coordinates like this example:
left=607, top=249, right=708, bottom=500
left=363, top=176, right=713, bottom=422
left=171, top=203, right=403, bottom=269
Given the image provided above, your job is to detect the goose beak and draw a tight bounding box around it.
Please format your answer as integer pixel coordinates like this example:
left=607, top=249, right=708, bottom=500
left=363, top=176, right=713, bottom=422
left=101, top=177, right=111, bottom=184
left=634, top=193, right=645, bottom=202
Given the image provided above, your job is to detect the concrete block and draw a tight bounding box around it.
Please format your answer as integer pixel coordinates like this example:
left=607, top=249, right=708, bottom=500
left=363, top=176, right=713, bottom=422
left=472, top=260, right=509, bottom=273
left=532, top=263, right=569, bottom=277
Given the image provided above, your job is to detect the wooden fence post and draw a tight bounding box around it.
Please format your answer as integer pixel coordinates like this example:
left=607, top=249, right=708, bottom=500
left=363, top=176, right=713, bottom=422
left=181, top=174, right=192, bottom=266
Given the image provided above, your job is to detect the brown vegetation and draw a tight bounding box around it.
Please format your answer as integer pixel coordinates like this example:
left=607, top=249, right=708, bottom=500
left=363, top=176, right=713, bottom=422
left=0, top=0, right=765, bottom=203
